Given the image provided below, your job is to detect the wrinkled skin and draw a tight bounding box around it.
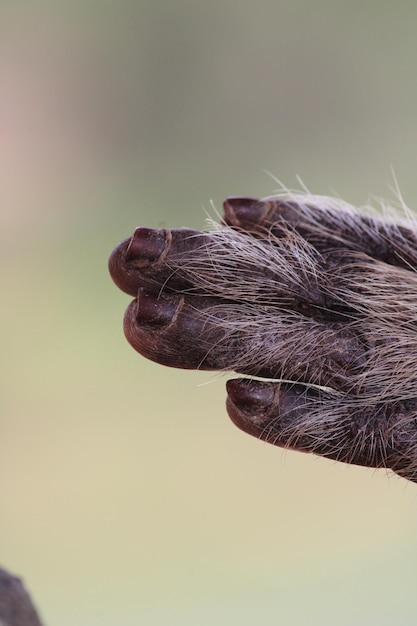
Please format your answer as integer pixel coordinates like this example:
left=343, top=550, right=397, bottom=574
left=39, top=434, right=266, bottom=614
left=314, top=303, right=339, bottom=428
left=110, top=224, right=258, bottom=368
left=109, top=195, right=417, bottom=483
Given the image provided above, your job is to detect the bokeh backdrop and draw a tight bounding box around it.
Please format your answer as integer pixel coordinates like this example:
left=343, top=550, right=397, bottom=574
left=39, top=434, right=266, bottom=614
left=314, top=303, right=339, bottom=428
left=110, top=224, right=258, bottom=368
left=2, top=2, right=417, bottom=625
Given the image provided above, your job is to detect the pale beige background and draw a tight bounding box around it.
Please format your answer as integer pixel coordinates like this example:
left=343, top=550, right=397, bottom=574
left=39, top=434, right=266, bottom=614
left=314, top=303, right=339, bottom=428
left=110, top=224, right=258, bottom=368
left=1, top=2, right=417, bottom=624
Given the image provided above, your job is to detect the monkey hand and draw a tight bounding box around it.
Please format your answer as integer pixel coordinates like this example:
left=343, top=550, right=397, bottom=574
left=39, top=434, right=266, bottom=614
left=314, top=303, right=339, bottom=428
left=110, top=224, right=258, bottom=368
left=109, top=194, right=417, bottom=483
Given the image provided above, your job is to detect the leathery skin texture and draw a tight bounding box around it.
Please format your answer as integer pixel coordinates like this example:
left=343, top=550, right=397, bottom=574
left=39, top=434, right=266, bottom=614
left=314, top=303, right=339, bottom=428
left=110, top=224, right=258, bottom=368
left=109, top=193, right=417, bottom=483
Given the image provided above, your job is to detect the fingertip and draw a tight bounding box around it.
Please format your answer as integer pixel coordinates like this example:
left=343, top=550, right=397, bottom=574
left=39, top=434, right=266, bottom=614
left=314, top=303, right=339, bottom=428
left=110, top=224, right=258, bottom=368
left=108, top=237, right=140, bottom=296
left=136, top=289, right=181, bottom=328
left=223, top=197, right=270, bottom=228
left=226, top=378, right=275, bottom=411
left=226, top=378, right=277, bottom=437
left=123, top=290, right=182, bottom=358
left=122, top=294, right=178, bottom=365
left=125, top=227, right=167, bottom=263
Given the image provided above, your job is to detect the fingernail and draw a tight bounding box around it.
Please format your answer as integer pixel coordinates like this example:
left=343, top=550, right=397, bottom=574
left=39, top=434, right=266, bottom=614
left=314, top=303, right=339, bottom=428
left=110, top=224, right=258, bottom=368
left=136, top=289, right=180, bottom=327
left=223, top=197, right=268, bottom=227
left=126, top=227, right=167, bottom=263
left=226, top=379, right=275, bottom=412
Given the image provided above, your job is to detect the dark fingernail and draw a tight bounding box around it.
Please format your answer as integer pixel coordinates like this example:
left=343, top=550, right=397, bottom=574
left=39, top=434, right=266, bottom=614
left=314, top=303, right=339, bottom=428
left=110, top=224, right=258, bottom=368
left=223, top=197, right=268, bottom=227
left=226, top=378, right=275, bottom=412
left=126, top=227, right=167, bottom=263
left=136, top=289, right=180, bottom=327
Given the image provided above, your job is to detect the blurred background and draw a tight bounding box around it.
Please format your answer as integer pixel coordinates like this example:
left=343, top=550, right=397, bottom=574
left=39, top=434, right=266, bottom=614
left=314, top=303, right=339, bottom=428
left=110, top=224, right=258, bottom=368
left=2, top=1, right=417, bottom=624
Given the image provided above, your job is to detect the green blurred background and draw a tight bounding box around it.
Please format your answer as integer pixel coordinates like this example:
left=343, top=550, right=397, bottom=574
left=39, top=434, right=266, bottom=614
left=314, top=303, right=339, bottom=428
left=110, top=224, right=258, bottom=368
left=2, top=2, right=417, bottom=624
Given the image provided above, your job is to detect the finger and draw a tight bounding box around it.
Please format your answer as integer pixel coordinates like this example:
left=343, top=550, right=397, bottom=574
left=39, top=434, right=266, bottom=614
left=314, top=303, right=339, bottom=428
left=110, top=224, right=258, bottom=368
left=109, top=223, right=345, bottom=322
left=123, top=289, right=227, bottom=370
left=123, top=289, right=366, bottom=390
left=226, top=378, right=417, bottom=480
left=108, top=227, right=211, bottom=296
left=223, top=196, right=417, bottom=269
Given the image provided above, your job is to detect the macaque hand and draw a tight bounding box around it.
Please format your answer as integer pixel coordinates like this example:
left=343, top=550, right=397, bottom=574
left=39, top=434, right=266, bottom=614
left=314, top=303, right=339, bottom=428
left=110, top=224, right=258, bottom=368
left=109, top=193, right=417, bottom=484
